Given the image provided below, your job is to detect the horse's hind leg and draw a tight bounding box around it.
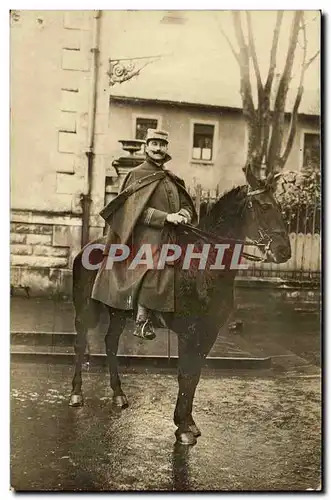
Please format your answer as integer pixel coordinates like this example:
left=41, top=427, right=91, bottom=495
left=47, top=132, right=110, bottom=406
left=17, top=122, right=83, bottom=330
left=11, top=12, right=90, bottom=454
left=69, top=316, right=88, bottom=406
left=69, top=300, right=99, bottom=407
left=105, top=307, right=128, bottom=408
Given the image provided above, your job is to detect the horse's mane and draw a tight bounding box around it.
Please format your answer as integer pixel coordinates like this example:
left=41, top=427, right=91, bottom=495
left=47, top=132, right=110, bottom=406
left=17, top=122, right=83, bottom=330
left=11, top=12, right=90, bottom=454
left=199, top=185, right=247, bottom=237
left=177, top=185, right=248, bottom=294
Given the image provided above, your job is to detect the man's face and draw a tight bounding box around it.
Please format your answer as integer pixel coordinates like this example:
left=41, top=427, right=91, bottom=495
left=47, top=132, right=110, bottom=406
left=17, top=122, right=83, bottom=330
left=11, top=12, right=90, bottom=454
left=145, top=139, right=168, bottom=162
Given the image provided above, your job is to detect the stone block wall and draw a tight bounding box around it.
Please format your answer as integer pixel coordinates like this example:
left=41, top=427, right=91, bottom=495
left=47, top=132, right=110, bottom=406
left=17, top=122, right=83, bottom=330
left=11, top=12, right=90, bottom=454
left=10, top=212, right=83, bottom=297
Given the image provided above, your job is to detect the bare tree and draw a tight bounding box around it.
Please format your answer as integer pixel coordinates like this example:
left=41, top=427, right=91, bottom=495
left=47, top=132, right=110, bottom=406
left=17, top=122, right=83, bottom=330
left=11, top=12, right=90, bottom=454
left=218, top=11, right=320, bottom=179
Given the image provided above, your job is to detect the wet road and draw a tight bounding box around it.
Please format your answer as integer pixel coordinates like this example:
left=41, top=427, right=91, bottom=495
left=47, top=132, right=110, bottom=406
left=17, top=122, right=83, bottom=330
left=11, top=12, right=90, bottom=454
left=11, top=362, right=321, bottom=491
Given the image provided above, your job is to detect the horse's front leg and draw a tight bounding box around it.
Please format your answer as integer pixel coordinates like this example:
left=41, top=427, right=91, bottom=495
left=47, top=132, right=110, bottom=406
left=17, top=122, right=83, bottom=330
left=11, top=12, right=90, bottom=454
left=69, top=316, right=88, bottom=407
left=105, top=308, right=128, bottom=409
left=174, top=331, right=203, bottom=445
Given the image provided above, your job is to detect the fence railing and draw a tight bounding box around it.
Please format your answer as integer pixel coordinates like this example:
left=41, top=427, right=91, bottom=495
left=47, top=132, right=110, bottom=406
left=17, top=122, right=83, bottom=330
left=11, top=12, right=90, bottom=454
left=187, top=184, right=321, bottom=282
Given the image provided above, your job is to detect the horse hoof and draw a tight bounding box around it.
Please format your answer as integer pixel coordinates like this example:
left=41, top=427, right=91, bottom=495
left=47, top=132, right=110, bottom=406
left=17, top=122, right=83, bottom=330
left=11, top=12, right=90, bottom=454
left=188, top=423, right=201, bottom=437
left=112, top=394, right=129, bottom=409
left=175, top=430, right=197, bottom=446
left=69, top=394, right=84, bottom=407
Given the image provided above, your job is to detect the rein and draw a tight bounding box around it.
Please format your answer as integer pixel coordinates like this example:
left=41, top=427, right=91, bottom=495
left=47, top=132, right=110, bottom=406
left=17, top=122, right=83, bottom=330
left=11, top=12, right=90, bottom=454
left=179, top=224, right=270, bottom=262
left=179, top=185, right=274, bottom=263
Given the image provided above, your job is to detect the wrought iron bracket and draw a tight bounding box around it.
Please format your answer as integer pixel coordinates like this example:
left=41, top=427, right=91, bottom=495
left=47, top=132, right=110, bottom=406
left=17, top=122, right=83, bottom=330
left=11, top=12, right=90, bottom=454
left=107, top=55, right=163, bottom=86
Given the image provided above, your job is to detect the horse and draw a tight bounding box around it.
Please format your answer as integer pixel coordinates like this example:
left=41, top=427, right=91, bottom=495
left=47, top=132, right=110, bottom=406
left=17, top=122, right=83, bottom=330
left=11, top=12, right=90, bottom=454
left=69, top=166, right=291, bottom=446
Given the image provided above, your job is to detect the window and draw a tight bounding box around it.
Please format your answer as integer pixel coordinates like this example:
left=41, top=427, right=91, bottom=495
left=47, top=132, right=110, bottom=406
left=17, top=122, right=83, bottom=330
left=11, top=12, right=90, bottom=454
left=135, top=118, right=158, bottom=140
left=192, top=123, right=215, bottom=161
left=302, top=133, right=320, bottom=171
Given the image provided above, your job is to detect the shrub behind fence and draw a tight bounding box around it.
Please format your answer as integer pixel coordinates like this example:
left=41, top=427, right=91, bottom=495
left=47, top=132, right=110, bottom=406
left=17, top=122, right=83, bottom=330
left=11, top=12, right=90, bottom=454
left=187, top=184, right=321, bottom=282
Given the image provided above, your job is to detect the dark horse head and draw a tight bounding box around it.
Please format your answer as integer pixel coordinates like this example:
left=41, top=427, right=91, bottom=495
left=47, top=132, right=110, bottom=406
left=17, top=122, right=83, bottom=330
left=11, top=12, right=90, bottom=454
left=200, top=164, right=291, bottom=264
left=242, top=165, right=291, bottom=264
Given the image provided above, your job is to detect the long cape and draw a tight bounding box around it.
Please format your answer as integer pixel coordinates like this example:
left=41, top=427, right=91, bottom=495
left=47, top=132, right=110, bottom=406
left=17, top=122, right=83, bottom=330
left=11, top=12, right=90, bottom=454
left=99, top=163, right=198, bottom=245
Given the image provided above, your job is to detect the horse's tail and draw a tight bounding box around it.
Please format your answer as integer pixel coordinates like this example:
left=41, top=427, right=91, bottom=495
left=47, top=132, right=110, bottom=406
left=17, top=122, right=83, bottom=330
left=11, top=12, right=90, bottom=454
left=72, top=236, right=106, bottom=313
left=72, top=249, right=84, bottom=309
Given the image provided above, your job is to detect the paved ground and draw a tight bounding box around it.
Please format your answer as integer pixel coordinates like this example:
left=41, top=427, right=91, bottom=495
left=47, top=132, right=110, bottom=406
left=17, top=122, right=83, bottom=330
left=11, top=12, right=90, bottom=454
left=11, top=362, right=321, bottom=492
left=10, top=293, right=321, bottom=491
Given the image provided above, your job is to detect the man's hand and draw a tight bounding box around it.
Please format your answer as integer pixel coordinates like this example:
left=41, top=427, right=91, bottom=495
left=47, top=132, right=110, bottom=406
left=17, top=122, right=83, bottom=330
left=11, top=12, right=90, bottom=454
left=166, top=213, right=188, bottom=225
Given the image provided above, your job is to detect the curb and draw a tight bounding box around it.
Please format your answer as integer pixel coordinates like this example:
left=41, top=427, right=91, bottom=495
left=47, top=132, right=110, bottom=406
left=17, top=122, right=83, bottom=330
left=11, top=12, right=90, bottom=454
left=10, top=351, right=272, bottom=371
left=10, top=330, right=272, bottom=370
left=235, top=276, right=321, bottom=289
left=11, top=331, right=74, bottom=347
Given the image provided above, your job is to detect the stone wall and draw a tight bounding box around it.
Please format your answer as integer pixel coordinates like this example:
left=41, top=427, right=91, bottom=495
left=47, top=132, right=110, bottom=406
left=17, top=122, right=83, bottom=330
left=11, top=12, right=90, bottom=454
left=10, top=211, right=82, bottom=297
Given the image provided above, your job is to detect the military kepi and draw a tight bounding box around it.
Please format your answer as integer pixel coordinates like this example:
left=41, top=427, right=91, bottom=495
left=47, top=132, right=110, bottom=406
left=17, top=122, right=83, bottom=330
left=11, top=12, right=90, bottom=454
left=146, top=129, right=169, bottom=144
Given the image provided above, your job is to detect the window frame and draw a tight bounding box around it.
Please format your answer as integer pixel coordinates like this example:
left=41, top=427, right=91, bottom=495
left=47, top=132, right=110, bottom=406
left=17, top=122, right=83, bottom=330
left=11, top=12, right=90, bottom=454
left=132, top=114, right=163, bottom=141
left=189, top=119, right=218, bottom=165
left=299, top=129, right=320, bottom=171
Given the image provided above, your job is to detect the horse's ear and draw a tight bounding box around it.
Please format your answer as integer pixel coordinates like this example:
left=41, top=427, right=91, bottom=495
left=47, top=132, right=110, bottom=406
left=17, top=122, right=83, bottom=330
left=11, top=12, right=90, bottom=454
left=273, top=172, right=283, bottom=182
left=242, top=164, right=261, bottom=190
left=266, top=171, right=283, bottom=190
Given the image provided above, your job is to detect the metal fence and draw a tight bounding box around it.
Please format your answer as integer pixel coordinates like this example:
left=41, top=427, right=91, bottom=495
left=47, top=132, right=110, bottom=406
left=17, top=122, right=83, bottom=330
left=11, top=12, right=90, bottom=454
left=187, top=184, right=321, bottom=282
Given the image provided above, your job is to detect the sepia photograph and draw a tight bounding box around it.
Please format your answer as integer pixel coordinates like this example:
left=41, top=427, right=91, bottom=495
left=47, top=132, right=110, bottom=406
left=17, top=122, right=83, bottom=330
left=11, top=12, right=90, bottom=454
left=10, top=9, right=321, bottom=492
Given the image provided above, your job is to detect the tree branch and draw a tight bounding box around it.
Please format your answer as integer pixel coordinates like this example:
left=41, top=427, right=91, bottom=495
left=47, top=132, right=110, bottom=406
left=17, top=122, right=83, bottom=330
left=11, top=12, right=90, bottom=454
left=232, top=12, right=256, bottom=122
left=280, top=86, right=304, bottom=167
left=246, top=12, right=263, bottom=97
left=273, top=11, right=303, bottom=114
left=304, top=50, right=320, bottom=70
left=216, top=17, right=240, bottom=65
left=232, top=11, right=249, bottom=62
left=261, top=12, right=283, bottom=174
left=245, top=12, right=268, bottom=172
left=264, top=11, right=284, bottom=98
left=267, top=11, right=303, bottom=172
left=280, top=14, right=320, bottom=168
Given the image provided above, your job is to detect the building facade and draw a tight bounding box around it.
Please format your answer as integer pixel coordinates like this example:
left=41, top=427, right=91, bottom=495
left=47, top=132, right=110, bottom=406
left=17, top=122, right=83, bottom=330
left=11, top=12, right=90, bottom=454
left=107, top=96, right=320, bottom=192
left=11, top=10, right=111, bottom=296
left=10, top=10, right=320, bottom=297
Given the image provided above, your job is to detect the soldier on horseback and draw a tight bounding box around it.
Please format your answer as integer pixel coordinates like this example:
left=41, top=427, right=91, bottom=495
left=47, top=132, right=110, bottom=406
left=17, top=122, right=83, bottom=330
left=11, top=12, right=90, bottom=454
left=91, top=129, right=198, bottom=340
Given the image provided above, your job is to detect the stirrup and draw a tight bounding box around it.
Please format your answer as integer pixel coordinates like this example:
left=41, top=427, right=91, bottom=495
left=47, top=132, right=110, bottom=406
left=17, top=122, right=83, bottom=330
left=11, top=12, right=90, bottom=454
left=133, top=319, right=156, bottom=340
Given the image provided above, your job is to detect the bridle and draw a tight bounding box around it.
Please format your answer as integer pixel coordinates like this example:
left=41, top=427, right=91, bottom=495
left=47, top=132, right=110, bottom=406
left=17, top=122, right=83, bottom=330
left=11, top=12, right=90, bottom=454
left=244, top=185, right=274, bottom=262
left=180, top=185, right=275, bottom=263
left=180, top=223, right=271, bottom=263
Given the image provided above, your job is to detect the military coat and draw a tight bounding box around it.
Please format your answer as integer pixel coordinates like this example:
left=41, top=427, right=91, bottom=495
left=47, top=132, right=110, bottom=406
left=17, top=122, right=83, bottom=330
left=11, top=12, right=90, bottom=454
left=91, top=157, right=198, bottom=312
